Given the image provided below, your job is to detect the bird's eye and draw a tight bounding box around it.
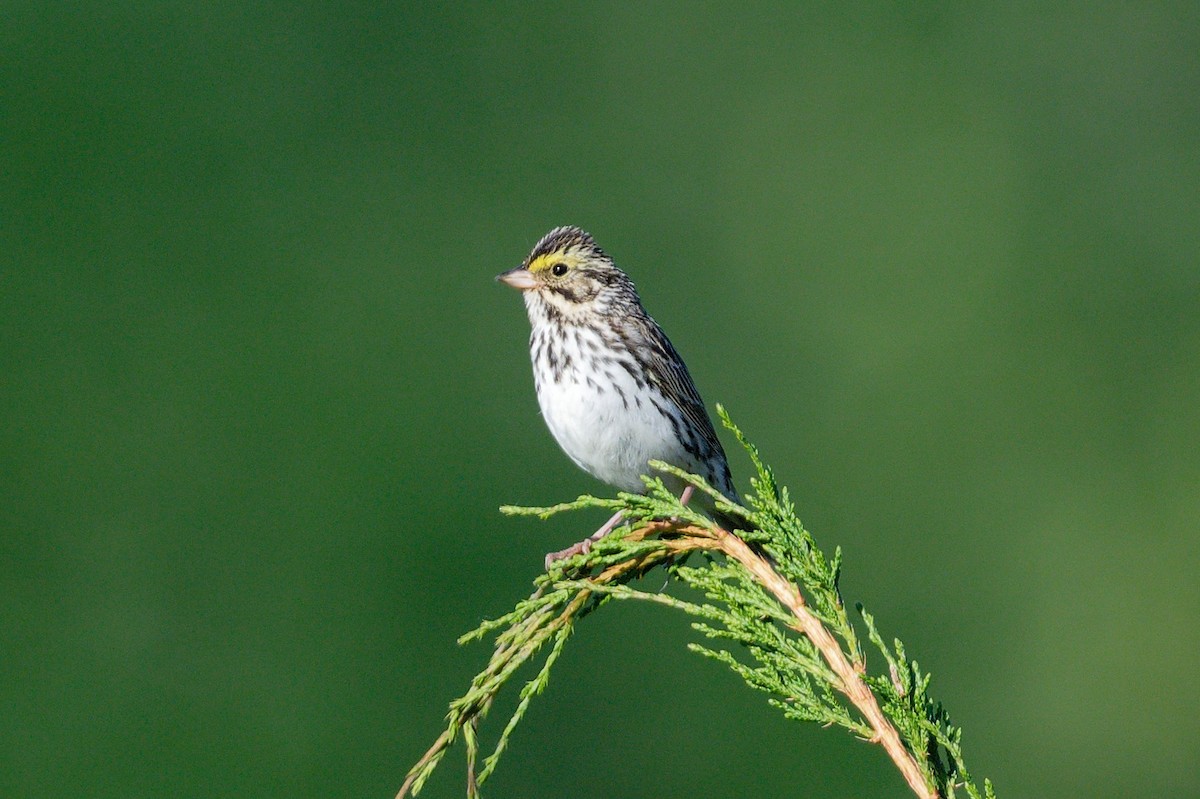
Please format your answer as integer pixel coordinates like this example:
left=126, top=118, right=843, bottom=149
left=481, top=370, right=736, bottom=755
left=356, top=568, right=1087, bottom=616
left=551, top=263, right=569, bottom=277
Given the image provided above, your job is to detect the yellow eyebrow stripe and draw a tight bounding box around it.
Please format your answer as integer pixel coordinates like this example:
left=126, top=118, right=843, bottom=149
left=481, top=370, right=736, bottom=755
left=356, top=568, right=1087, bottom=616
left=528, top=252, right=583, bottom=273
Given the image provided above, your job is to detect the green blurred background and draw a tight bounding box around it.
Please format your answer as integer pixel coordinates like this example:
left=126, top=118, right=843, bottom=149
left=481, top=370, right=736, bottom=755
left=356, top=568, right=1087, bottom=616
left=4, top=3, right=1198, bottom=797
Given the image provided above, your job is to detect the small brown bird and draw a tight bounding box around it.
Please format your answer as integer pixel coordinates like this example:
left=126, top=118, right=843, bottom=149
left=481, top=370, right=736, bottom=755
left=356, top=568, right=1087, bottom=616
left=498, top=226, right=737, bottom=566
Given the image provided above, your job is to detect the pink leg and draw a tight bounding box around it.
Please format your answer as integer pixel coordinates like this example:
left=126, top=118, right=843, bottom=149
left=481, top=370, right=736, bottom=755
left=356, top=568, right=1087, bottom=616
left=544, top=509, right=626, bottom=569
left=542, top=486, right=697, bottom=570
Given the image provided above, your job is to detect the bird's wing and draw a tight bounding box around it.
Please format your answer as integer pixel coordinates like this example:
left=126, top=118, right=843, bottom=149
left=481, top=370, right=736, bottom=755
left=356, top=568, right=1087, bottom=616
left=636, top=319, right=733, bottom=492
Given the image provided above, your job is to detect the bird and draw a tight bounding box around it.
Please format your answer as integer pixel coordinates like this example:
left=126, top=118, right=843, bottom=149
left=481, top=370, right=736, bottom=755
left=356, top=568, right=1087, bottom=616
left=497, top=225, right=738, bottom=567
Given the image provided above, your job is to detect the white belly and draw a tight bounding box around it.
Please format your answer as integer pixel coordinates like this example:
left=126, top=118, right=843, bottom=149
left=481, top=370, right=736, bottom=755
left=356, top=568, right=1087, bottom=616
left=534, top=346, right=691, bottom=492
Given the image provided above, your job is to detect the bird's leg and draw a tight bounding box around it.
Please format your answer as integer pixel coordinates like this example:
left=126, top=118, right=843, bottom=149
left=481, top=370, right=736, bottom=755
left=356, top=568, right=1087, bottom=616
left=544, top=509, right=626, bottom=569
left=542, top=486, right=698, bottom=570
left=669, top=485, right=694, bottom=525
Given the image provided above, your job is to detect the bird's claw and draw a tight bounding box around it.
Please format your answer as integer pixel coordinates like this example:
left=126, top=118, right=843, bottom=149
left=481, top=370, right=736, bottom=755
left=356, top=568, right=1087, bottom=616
left=544, top=540, right=588, bottom=570
left=543, top=509, right=625, bottom=570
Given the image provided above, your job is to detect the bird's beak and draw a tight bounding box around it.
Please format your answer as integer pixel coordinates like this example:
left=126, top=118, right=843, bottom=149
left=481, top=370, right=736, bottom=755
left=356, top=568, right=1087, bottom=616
left=496, top=267, right=537, bottom=290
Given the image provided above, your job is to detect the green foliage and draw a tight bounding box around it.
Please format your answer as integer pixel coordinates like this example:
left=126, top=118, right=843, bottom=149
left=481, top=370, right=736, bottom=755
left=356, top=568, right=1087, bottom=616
left=398, top=410, right=994, bottom=799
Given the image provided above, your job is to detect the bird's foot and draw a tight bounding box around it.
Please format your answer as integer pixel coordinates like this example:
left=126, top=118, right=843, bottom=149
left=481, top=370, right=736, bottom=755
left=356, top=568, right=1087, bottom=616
left=543, top=487, right=697, bottom=569
left=544, top=509, right=626, bottom=570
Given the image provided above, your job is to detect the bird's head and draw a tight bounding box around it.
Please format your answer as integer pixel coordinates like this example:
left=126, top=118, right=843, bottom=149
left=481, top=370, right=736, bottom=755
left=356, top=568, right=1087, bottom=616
left=497, top=226, right=634, bottom=316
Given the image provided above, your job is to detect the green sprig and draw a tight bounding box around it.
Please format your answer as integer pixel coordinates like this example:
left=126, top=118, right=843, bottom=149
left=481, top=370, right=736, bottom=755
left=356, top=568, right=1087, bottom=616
left=397, top=411, right=993, bottom=799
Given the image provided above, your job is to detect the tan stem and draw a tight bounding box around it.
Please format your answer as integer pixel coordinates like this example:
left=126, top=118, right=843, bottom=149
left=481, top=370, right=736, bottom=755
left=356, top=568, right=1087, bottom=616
left=714, top=529, right=936, bottom=799
left=397, top=520, right=937, bottom=799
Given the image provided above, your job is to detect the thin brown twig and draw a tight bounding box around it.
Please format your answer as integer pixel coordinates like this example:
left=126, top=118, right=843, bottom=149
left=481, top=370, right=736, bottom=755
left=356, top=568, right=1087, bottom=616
left=396, top=523, right=709, bottom=799
left=397, top=520, right=936, bottom=799
left=396, top=730, right=450, bottom=799
left=711, top=527, right=936, bottom=799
